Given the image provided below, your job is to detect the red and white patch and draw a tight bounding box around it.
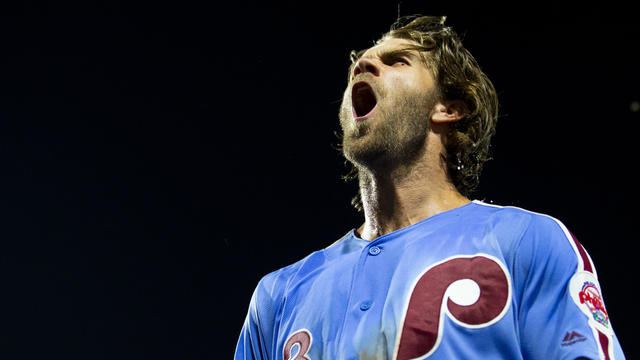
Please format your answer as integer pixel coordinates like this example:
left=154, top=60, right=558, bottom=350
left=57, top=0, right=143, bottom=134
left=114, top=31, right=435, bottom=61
left=564, top=230, right=616, bottom=359
left=569, top=271, right=612, bottom=336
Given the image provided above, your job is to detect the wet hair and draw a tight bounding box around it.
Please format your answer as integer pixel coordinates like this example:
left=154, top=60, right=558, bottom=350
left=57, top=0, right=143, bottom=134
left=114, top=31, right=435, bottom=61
left=343, top=15, right=499, bottom=211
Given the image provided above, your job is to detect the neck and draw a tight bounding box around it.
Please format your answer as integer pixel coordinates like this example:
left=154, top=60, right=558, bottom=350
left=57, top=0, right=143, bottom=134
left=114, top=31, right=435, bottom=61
left=355, top=148, right=470, bottom=241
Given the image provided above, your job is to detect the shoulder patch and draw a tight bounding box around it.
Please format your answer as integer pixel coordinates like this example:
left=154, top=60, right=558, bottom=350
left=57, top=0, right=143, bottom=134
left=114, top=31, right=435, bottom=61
left=569, top=271, right=612, bottom=336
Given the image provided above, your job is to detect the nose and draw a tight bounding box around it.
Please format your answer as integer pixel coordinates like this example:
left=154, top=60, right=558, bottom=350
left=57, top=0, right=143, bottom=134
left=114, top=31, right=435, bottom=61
left=352, top=58, right=380, bottom=78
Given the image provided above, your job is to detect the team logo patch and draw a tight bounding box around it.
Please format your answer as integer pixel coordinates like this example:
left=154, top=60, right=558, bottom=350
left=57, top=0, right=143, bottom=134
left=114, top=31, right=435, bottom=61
left=569, top=271, right=612, bottom=335
left=579, top=281, right=609, bottom=327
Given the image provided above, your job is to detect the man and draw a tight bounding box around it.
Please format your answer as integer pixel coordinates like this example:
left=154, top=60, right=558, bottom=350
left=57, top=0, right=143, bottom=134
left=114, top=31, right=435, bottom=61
left=234, top=15, right=625, bottom=359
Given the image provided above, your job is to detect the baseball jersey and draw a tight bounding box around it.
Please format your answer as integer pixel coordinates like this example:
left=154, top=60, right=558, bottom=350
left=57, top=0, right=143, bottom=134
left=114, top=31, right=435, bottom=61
left=234, top=200, right=625, bottom=359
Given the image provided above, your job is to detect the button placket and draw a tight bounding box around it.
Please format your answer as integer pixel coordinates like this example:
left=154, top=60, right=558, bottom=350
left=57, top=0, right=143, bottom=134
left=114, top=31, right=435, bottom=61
left=358, top=245, right=380, bottom=313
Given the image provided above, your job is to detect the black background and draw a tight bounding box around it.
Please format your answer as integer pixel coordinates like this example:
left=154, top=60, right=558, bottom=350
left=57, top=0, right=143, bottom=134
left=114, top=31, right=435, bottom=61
left=1, top=1, right=637, bottom=358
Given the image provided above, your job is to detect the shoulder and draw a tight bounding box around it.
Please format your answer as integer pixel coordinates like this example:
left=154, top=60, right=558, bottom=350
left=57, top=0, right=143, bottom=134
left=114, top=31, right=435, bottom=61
left=471, top=200, right=576, bottom=247
left=471, top=200, right=583, bottom=271
left=253, top=253, right=318, bottom=309
left=471, top=199, right=560, bottom=228
left=474, top=201, right=591, bottom=295
left=252, top=230, right=357, bottom=309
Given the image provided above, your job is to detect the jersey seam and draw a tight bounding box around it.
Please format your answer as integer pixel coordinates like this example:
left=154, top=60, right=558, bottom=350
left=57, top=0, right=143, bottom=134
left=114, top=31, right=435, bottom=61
left=510, top=211, right=534, bottom=353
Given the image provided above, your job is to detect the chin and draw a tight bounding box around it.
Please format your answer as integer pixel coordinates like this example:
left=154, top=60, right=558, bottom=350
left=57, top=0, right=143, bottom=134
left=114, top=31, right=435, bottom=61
left=343, top=139, right=389, bottom=169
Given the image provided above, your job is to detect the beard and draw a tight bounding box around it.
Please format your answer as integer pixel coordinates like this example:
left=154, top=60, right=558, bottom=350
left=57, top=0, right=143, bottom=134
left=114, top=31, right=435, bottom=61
left=339, top=82, right=437, bottom=173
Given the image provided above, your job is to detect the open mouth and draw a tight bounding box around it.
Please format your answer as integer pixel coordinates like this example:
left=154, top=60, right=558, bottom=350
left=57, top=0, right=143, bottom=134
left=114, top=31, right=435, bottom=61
left=351, top=81, right=377, bottom=119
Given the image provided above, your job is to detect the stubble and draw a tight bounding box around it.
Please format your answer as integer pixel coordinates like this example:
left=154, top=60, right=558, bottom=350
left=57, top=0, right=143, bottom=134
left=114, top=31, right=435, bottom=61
left=339, top=82, right=437, bottom=173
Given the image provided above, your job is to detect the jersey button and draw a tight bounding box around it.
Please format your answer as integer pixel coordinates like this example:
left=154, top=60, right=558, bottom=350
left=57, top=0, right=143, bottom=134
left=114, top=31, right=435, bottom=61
left=360, top=301, right=372, bottom=311
left=368, top=246, right=381, bottom=256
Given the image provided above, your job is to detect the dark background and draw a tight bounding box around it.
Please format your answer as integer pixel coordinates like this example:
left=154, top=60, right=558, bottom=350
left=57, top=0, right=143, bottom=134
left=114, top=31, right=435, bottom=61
left=1, top=1, right=637, bottom=358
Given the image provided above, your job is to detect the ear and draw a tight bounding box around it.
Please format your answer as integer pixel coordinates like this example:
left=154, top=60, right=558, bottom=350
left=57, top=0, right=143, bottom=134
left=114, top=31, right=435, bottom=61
left=430, top=100, right=467, bottom=124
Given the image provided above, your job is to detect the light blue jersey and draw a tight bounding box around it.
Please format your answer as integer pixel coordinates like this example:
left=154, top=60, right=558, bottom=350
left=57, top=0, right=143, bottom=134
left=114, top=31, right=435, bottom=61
left=235, top=200, right=625, bottom=359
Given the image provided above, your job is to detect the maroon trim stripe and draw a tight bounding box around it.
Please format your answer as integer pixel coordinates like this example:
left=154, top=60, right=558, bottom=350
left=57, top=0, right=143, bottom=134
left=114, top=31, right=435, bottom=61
left=599, top=332, right=611, bottom=360
left=569, top=231, right=612, bottom=359
left=569, top=231, right=592, bottom=273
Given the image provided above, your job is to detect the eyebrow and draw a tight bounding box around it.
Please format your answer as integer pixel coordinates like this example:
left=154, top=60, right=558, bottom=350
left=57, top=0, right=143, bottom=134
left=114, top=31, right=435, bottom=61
left=365, top=48, right=420, bottom=62
left=347, top=47, right=424, bottom=80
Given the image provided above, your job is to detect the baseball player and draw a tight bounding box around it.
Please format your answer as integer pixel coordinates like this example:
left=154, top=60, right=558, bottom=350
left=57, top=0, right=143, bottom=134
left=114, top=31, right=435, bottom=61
left=234, top=15, right=625, bottom=359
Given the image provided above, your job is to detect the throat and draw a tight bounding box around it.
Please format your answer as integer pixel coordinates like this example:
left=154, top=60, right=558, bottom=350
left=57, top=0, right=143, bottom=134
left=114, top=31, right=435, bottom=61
left=355, top=169, right=470, bottom=241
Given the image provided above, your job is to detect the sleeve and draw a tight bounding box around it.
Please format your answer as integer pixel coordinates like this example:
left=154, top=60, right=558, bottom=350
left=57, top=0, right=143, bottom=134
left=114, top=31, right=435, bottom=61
left=514, top=214, right=625, bottom=360
left=234, top=277, right=279, bottom=360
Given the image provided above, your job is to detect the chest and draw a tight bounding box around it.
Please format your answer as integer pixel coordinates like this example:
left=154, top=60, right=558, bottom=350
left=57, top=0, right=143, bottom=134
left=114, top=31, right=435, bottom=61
left=275, top=230, right=522, bottom=360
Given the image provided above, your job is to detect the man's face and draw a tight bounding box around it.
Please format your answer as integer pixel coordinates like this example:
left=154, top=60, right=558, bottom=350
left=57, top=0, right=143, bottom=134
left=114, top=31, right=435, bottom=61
left=339, top=37, right=439, bottom=170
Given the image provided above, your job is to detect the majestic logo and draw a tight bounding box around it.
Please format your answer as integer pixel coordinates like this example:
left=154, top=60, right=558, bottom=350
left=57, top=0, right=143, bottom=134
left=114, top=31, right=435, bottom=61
left=561, top=331, right=586, bottom=347
left=578, top=281, right=609, bottom=327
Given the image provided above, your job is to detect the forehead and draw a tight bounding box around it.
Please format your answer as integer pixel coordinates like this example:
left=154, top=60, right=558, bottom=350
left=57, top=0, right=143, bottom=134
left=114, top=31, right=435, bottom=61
left=360, top=37, right=422, bottom=59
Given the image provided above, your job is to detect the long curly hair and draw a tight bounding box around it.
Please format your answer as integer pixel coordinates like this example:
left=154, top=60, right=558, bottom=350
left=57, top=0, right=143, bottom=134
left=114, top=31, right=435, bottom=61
left=342, top=15, right=499, bottom=211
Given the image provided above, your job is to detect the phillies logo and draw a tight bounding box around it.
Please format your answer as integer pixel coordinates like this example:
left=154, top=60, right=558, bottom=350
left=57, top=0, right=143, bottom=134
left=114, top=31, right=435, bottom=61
left=578, top=281, right=609, bottom=327
left=394, top=254, right=511, bottom=360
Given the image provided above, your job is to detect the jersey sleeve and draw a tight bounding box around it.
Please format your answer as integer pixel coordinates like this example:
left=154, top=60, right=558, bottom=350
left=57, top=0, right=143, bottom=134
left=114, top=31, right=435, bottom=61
left=514, top=214, right=625, bottom=360
left=234, top=275, right=281, bottom=360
